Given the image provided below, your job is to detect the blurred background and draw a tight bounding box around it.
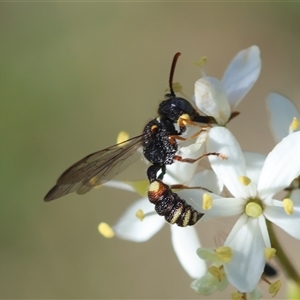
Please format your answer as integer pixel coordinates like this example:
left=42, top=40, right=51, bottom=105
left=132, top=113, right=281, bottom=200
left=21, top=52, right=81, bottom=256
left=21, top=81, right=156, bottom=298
left=1, top=2, right=300, bottom=299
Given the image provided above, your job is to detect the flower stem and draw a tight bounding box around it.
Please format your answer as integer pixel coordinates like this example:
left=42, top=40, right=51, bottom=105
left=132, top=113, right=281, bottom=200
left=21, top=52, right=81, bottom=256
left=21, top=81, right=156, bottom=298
left=267, top=220, right=300, bottom=285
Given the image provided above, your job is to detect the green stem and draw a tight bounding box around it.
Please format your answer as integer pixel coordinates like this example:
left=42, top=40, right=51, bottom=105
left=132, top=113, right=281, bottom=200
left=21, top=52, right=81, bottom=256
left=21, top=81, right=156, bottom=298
left=267, top=220, right=300, bottom=284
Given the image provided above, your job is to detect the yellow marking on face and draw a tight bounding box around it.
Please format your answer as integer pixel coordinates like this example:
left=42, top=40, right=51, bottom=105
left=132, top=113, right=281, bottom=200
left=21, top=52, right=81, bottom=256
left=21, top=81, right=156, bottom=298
left=178, top=113, right=191, bottom=126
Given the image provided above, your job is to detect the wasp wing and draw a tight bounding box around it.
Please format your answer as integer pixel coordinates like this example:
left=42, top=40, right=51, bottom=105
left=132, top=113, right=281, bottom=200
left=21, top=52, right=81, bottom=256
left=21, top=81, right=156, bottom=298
left=44, top=135, right=145, bottom=202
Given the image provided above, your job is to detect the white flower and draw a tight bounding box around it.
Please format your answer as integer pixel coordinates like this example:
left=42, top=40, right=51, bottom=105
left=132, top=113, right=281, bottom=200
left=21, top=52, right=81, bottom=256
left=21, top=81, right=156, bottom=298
left=195, top=45, right=261, bottom=125
left=191, top=247, right=264, bottom=299
left=194, top=126, right=300, bottom=292
left=101, top=151, right=223, bottom=279
left=266, top=93, right=300, bottom=205
left=187, top=46, right=262, bottom=182
left=266, top=93, right=300, bottom=142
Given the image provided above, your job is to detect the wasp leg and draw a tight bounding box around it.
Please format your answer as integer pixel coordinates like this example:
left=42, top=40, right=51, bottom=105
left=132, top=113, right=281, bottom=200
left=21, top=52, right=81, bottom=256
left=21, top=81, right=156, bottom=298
left=170, top=184, right=212, bottom=193
left=170, top=125, right=211, bottom=142
left=173, top=152, right=227, bottom=163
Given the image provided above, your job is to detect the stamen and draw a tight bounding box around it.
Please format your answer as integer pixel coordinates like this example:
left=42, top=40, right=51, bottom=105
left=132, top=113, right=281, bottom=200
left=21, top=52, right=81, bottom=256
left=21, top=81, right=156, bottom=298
left=239, top=176, right=251, bottom=186
left=98, top=222, right=115, bottom=238
left=245, top=202, right=262, bottom=218
left=289, top=117, right=300, bottom=133
left=208, top=265, right=224, bottom=282
left=171, top=82, right=183, bottom=93
left=203, top=193, right=213, bottom=210
left=116, top=131, right=129, bottom=144
left=231, top=292, right=245, bottom=300
left=135, top=209, right=145, bottom=221
left=215, top=246, right=233, bottom=263
left=283, top=198, right=294, bottom=215
left=269, top=280, right=281, bottom=297
left=194, top=56, right=207, bottom=69
left=264, top=248, right=276, bottom=260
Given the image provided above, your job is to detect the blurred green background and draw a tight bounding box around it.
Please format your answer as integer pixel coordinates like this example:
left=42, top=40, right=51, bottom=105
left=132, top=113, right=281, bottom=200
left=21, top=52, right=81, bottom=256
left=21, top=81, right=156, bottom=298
left=1, top=3, right=300, bottom=299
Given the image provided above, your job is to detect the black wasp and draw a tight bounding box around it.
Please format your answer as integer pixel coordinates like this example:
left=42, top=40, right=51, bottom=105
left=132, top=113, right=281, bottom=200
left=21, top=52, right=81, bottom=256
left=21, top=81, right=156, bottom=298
left=44, top=53, right=221, bottom=227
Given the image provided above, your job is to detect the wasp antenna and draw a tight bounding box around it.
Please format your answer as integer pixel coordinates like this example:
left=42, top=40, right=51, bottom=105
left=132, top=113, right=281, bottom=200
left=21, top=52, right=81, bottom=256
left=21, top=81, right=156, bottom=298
left=169, top=52, right=181, bottom=97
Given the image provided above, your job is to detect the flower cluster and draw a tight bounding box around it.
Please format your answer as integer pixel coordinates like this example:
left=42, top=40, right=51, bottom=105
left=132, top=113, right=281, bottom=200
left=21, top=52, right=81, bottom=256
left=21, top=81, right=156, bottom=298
left=98, top=46, right=300, bottom=299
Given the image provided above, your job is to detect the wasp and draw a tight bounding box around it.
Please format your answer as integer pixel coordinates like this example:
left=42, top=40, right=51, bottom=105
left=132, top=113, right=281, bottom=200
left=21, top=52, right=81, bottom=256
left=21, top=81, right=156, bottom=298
left=44, top=53, right=222, bottom=226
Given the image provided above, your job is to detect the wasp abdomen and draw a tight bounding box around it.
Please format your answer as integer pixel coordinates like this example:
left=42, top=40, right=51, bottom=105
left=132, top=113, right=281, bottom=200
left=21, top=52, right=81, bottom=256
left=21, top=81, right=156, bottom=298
left=148, top=180, right=203, bottom=227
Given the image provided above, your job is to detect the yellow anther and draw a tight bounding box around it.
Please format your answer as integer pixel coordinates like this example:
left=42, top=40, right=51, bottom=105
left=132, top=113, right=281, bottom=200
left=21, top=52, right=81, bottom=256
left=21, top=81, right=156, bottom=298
left=194, top=56, right=207, bottom=68
left=116, top=131, right=129, bottom=144
left=289, top=117, right=300, bottom=133
left=231, top=292, right=243, bottom=300
left=203, top=193, right=213, bottom=210
left=215, top=246, right=233, bottom=263
left=283, top=198, right=294, bottom=215
left=269, top=280, right=281, bottom=297
left=98, top=222, right=115, bottom=238
left=239, top=176, right=251, bottom=186
left=264, top=248, right=276, bottom=260
left=135, top=209, right=145, bottom=221
left=245, top=202, right=262, bottom=218
left=208, top=265, right=224, bottom=282
left=124, top=180, right=149, bottom=197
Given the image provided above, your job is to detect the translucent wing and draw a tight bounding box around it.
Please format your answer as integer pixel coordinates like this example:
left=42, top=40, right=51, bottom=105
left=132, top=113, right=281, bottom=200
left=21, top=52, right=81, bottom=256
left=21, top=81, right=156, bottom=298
left=44, top=135, right=145, bottom=202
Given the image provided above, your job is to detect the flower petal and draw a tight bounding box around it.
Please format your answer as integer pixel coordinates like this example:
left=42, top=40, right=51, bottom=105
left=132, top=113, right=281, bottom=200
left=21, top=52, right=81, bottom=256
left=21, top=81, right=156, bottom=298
left=170, top=226, right=206, bottom=278
left=191, top=271, right=228, bottom=295
left=113, top=198, right=165, bottom=242
left=266, top=93, right=300, bottom=142
left=222, top=45, right=261, bottom=110
left=103, top=180, right=136, bottom=192
left=189, top=169, right=223, bottom=195
left=207, top=127, right=253, bottom=198
left=201, top=197, right=244, bottom=218
left=264, top=202, right=300, bottom=240
left=244, top=151, right=266, bottom=185
left=194, top=77, right=231, bottom=125
left=224, top=214, right=267, bottom=292
left=164, top=143, right=205, bottom=185
left=258, top=132, right=300, bottom=199
left=291, top=189, right=300, bottom=206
